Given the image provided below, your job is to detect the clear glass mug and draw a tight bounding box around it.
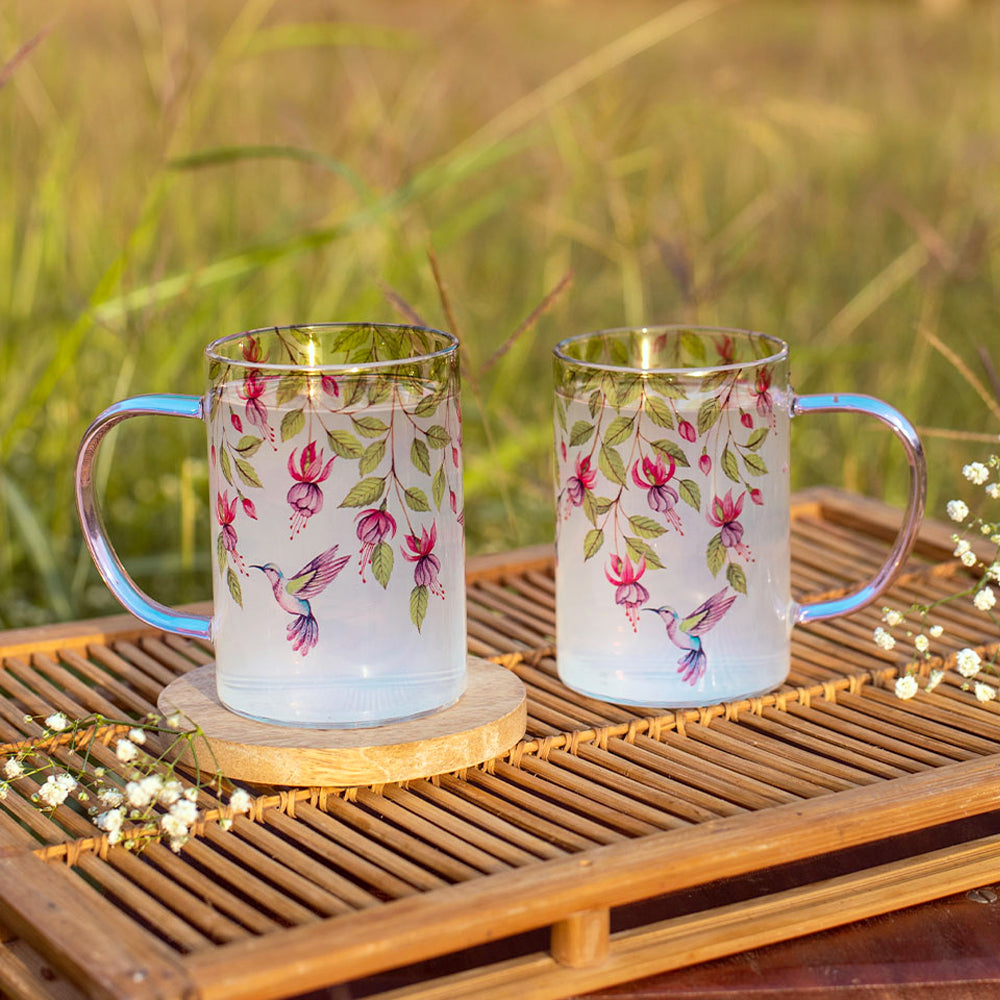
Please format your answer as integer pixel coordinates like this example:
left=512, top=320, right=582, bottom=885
left=76, top=324, right=467, bottom=729
left=553, top=326, right=926, bottom=708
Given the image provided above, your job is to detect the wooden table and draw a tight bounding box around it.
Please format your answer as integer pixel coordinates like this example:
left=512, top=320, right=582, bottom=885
left=2, top=489, right=1000, bottom=1000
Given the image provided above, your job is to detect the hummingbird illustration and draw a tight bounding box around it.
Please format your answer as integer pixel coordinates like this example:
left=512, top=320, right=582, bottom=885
left=252, top=545, right=350, bottom=655
left=644, top=587, right=738, bottom=685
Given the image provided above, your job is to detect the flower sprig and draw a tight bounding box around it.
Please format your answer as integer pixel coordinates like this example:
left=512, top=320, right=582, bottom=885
left=0, top=710, right=253, bottom=853
left=875, top=449, right=1000, bottom=702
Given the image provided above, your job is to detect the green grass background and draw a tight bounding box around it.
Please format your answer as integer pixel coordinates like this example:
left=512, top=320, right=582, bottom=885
left=1, top=0, right=998, bottom=627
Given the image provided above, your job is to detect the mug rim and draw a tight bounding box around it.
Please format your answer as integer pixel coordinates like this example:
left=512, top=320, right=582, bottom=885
left=553, top=325, right=788, bottom=375
left=205, top=322, right=459, bottom=372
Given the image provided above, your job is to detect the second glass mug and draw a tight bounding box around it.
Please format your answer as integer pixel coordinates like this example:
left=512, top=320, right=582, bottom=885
left=76, top=324, right=467, bottom=729
left=553, top=325, right=927, bottom=708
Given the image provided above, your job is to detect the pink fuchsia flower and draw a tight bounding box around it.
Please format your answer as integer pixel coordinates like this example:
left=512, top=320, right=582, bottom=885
left=402, top=522, right=444, bottom=597
left=238, top=369, right=274, bottom=444
left=242, top=336, right=263, bottom=363
left=286, top=442, right=336, bottom=537
left=708, top=489, right=752, bottom=560
left=605, top=554, right=649, bottom=631
left=749, top=488, right=764, bottom=506
left=321, top=374, right=339, bottom=398
left=715, top=334, right=736, bottom=364
left=752, top=367, right=775, bottom=428
left=699, top=453, right=712, bottom=475
left=231, top=412, right=243, bottom=433
left=241, top=497, right=258, bottom=520
left=740, top=410, right=753, bottom=429
left=678, top=420, right=697, bottom=443
left=565, top=454, right=597, bottom=509
left=216, top=491, right=245, bottom=572
left=356, top=507, right=397, bottom=582
left=631, top=454, right=682, bottom=532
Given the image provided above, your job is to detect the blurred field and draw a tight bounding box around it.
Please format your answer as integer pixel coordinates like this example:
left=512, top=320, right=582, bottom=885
left=1, top=0, right=998, bottom=626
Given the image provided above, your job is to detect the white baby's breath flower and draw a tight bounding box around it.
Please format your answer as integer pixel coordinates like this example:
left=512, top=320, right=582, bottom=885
left=925, top=669, right=945, bottom=693
left=961, top=550, right=978, bottom=568
left=98, top=788, right=124, bottom=808
left=986, top=483, right=1000, bottom=500
left=125, top=780, right=152, bottom=810
left=3, top=759, right=24, bottom=780
left=953, top=539, right=972, bottom=557
left=895, top=675, right=918, bottom=700
left=115, top=738, right=139, bottom=763
left=37, top=774, right=72, bottom=808
left=974, top=682, right=997, bottom=703
left=169, top=798, right=199, bottom=828
left=166, top=712, right=184, bottom=729
left=127, top=728, right=147, bottom=745
left=96, top=808, right=124, bottom=834
left=218, top=818, right=233, bottom=832
left=964, top=462, right=990, bottom=485
left=929, top=624, right=944, bottom=638
left=947, top=500, right=970, bottom=522
left=0, top=783, right=8, bottom=800
left=914, top=634, right=930, bottom=654
left=986, top=562, right=1000, bottom=583
left=158, top=780, right=183, bottom=806
left=44, top=712, right=69, bottom=732
left=881, top=608, right=904, bottom=627
left=183, top=787, right=198, bottom=803
left=229, top=789, right=253, bottom=815
left=974, top=587, right=996, bottom=612
left=955, top=647, right=982, bottom=678
left=873, top=626, right=896, bottom=651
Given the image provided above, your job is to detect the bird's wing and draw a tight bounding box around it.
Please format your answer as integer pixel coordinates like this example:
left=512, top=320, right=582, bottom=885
left=287, top=545, right=350, bottom=599
left=682, top=587, right=738, bottom=636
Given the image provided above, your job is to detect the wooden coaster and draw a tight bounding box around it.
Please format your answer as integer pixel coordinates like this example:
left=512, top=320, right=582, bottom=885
left=156, top=657, right=526, bottom=788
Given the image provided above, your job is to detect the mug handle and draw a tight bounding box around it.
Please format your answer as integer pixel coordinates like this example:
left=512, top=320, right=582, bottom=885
left=75, top=394, right=213, bottom=640
left=790, top=393, right=927, bottom=625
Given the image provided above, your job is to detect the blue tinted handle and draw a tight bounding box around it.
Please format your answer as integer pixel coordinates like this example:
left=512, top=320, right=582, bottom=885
left=75, top=394, right=212, bottom=640
left=791, top=393, right=927, bottom=625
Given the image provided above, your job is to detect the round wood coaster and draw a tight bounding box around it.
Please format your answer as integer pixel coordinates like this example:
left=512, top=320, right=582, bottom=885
left=156, top=657, right=526, bottom=788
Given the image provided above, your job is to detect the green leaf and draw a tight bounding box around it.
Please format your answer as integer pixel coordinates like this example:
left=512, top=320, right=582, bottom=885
left=404, top=486, right=431, bottom=511
left=227, top=568, right=243, bottom=608
left=722, top=446, right=740, bottom=483
left=697, top=397, right=721, bottom=435
left=742, top=452, right=768, bottom=476
left=650, top=439, right=691, bottom=468
left=588, top=388, right=603, bottom=418
left=410, top=584, right=429, bottom=632
left=628, top=514, right=667, bottom=538
left=432, top=465, right=446, bottom=509
left=234, top=435, right=263, bottom=457
left=570, top=420, right=595, bottom=447
left=598, top=442, right=626, bottom=486
left=219, top=448, right=234, bottom=486
left=425, top=424, right=450, bottom=449
left=643, top=395, right=674, bottom=428
left=611, top=375, right=641, bottom=410
left=360, top=440, right=386, bottom=476
left=413, top=387, right=446, bottom=418
left=706, top=533, right=725, bottom=576
left=592, top=495, right=614, bottom=515
left=326, top=429, right=364, bottom=458
left=678, top=478, right=701, bottom=512
left=581, top=490, right=597, bottom=526
left=680, top=331, right=708, bottom=365
left=339, top=476, right=386, bottom=508
left=554, top=396, right=568, bottom=432
left=216, top=533, right=226, bottom=573
left=727, top=562, right=747, bottom=595
left=371, top=541, right=393, bottom=589
left=234, top=457, right=263, bottom=488
left=352, top=415, right=389, bottom=438
left=276, top=373, right=304, bottom=406
left=341, top=379, right=366, bottom=409
left=745, top=427, right=769, bottom=451
left=583, top=528, right=604, bottom=560
left=624, top=536, right=664, bottom=569
left=410, top=438, right=431, bottom=475
left=603, top=415, right=634, bottom=447
left=647, top=374, right=687, bottom=400
left=367, top=378, right=391, bottom=406
left=280, top=407, right=305, bottom=442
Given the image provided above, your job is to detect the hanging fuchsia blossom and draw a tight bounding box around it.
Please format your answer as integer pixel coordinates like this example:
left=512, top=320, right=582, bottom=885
left=242, top=336, right=263, bottom=363
left=216, top=491, right=246, bottom=573
left=678, top=420, right=697, bottom=443
left=752, top=367, right=775, bottom=428
left=402, top=522, right=444, bottom=597
left=321, top=374, right=339, bottom=398
left=699, top=453, right=712, bottom=475
left=565, top=454, right=597, bottom=508
left=238, top=369, right=274, bottom=444
left=631, top=454, right=683, bottom=532
left=708, top=489, right=752, bottom=561
left=231, top=412, right=243, bottom=433
left=605, top=554, right=649, bottom=631
left=356, top=507, right=397, bottom=582
left=287, top=442, right=336, bottom=538
left=241, top=497, right=258, bottom=519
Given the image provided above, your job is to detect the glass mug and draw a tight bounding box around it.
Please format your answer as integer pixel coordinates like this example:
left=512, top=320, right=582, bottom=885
left=76, top=324, right=467, bottom=729
left=553, top=326, right=926, bottom=708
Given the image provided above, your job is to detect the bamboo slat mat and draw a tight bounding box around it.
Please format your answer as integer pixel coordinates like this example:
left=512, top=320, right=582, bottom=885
left=2, top=488, right=1000, bottom=1000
